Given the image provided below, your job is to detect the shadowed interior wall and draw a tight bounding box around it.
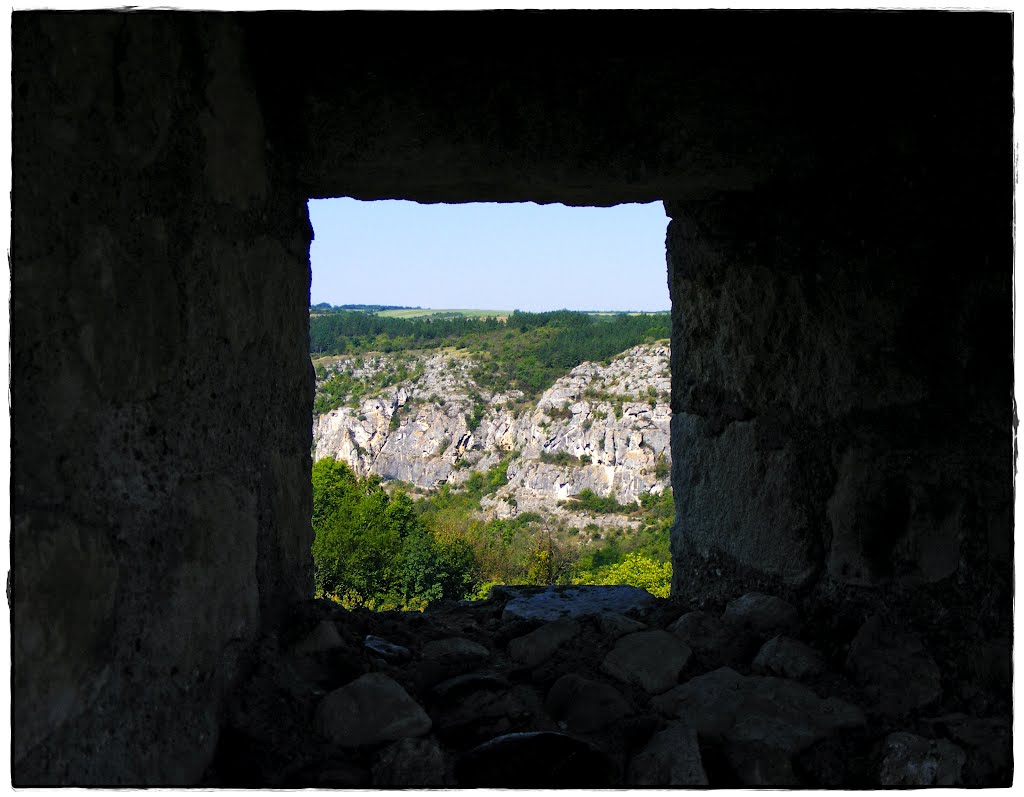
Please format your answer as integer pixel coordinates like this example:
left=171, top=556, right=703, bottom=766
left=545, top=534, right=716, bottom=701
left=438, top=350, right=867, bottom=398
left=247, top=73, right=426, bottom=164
left=12, top=10, right=1011, bottom=785
left=12, top=13, right=313, bottom=783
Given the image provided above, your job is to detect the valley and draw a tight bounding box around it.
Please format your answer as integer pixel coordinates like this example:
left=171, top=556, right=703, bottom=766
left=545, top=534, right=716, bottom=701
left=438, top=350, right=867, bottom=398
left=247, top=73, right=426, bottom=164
left=309, top=307, right=674, bottom=608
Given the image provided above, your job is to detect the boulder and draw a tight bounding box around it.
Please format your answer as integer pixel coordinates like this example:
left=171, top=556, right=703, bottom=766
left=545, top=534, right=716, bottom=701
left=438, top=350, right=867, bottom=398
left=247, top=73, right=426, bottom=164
left=595, top=611, right=647, bottom=639
left=364, top=635, right=412, bottom=663
left=652, top=667, right=865, bottom=756
left=432, top=672, right=509, bottom=703
left=845, top=616, right=941, bottom=716
left=545, top=674, right=632, bottom=733
left=508, top=619, right=580, bottom=668
left=291, top=620, right=344, bottom=655
left=314, top=673, right=431, bottom=747
left=752, top=635, right=825, bottom=679
left=421, top=637, right=490, bottom=672
left=372, top=737, right=449, bottom=787
left=878, top=732, right=965, bottom=786
left=601, top=630, right=692, bottom=694
left=723, top=592, right=800, bottom=639
left=627, top=722, right=708, bottom=786
left=667, top=609, right=755, bottom=669
left=454, top=731, right=616, bottom=787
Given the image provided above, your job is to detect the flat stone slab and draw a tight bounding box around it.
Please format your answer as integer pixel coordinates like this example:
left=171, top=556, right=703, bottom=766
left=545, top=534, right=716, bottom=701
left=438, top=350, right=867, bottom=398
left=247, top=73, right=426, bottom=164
left=499, top=585, right=657, bottom=621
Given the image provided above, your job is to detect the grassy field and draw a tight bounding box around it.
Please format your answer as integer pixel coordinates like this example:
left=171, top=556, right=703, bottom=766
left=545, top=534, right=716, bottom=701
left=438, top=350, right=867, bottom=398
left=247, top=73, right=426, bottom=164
left=376, top=308, right=510, bottom=319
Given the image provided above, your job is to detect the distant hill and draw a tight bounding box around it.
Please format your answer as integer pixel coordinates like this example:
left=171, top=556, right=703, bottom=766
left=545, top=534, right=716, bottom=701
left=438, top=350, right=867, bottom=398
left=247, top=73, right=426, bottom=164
left=310, top=308, right=670, bottom=400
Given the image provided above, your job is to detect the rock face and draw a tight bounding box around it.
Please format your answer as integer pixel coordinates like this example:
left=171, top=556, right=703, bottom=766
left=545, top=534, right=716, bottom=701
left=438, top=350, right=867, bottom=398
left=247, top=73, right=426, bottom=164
left=312, top=345, right=671, bottom=518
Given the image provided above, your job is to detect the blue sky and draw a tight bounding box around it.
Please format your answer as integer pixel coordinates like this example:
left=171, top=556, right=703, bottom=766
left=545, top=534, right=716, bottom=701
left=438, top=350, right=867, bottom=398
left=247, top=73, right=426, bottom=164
left=308, top=199, right=670, bottom=312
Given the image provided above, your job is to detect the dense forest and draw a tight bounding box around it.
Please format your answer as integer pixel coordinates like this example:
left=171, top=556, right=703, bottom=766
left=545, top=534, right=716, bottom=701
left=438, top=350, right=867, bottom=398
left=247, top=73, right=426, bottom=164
left=310, top=308, right=670, bottom=399
left=312, top=455, right=674, bottom=611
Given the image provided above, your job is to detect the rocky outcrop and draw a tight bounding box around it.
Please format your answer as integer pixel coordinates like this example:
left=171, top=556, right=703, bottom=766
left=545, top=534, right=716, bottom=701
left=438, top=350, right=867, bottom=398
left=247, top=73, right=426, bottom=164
left=313, top=345, right=671, bottom=521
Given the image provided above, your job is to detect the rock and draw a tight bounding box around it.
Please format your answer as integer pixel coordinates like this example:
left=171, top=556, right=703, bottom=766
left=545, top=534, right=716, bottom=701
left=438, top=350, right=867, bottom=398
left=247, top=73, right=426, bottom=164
left=314, top=673, right=431, bottom=747
left=752, top=635, right=825, bottom=679
left=421, top=637, right=490, bottom=671
left=372, top=737, right=448, bottom=787
left=845, top=616, right=941, bottom=716
left=289, top=760, right=371, bottom=788
left=454, top=731, right=616, bottom=787
left=652, top=667, right=865, bottom=756
left=878, top=732, right=965, bottom=786
left=364, top=634, right=412, bottom=663
left=601, top=630, right=692, bottom=694
left=433, top=684, right=543, bottom=748
left=920, top=714, right=1011, bottom=786
left=500, top=585, right=657, bottom=622
left=595, top=611, right=647, bottom=638
left=723, top=740, right=800, bottom=786
left=313, top=345, right=672, bottom=509
left=508, top=619, right=580, bottom=667
left=667, top=609, right=755, bottom=669
left=723, top=592, right=800, bottom=639
left=432, top=672, right=509, bottom=702
left=291, top=620, right=344, bottom=655
left=627, top=722, right=708, bottom=786
left=544, top=674, right=632, bottom=733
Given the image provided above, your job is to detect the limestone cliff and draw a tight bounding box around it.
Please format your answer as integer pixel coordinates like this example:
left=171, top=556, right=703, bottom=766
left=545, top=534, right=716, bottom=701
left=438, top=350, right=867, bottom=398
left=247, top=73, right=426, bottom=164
left=312, top=344, right=671, bottom=526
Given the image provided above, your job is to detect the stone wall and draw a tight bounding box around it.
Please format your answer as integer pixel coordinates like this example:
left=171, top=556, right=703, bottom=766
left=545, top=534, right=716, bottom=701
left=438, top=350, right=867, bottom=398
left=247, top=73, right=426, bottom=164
left=12, top=13, right=313, bottom=784
left=12, top=9, right=1012, bottom=786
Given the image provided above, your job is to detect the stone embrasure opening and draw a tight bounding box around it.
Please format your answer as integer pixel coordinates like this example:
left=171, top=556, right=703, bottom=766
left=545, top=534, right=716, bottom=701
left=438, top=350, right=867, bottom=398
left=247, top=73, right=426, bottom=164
left=304, top=199, right=676, bottom=612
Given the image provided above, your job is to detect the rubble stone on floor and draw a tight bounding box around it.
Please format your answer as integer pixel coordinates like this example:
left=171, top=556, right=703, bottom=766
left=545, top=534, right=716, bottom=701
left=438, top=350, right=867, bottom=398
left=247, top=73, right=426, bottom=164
left=627, top=721, right=708, bottom=786
left=601, top=629, right=692, bottom=694
left=314, top=672, right=431, bottom=746
left=204, top=586, right=1012, bottom=788
left=878, top=732, right=966, bottom=786
left=845, top=616, right=942, bottom=716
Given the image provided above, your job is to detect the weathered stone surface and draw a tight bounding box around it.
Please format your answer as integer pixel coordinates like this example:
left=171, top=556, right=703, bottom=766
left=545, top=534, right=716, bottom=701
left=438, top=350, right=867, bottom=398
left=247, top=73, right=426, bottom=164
left=291, top=621, right=344, bottom=655
left=364, top=635, right=412, bottom=663
left=845, top=616, right=942, bottom=716
left=454, top=732, right=615, bottom=787
left=652, top=667, right=865, bottom=755
left=878, top=732, right=965, bottom=786
left=432, top=672, right=509, bottom=702
left=724, top=592, right=801, bottom=639
left=314, top=673, right=431, bottom=747
left=595, top=611, right=647, bottom=639
left=508, top=619, right=580, bottom=667
left=433, top=684, right=544, bottom=748
left=627, top=722, right=708, bottom=786
left=667, top=610, right=755, bottom=669
left=601, top=630, right=692, bottom=694
left=919, top=714, right=1012, bottom=786
left=670, top=413, right=819, bottom=587
left=723, top=740, right=800, bottom=786
left=752, top=635, right=825, bottom=679
left=421, top=637, right=490, bottom=669
left=545, top=674, right=632, bottom=732
left=372, top=738, right=449, bottom=787
left=827, top=446, right=966, bottom=586
left=501, top=585, right=656, bottom=622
